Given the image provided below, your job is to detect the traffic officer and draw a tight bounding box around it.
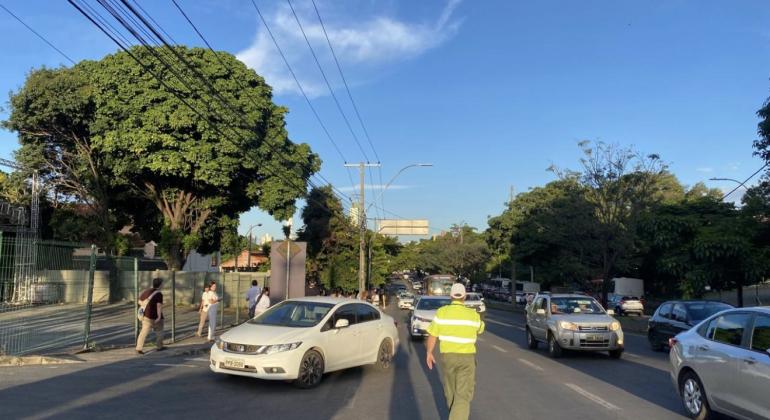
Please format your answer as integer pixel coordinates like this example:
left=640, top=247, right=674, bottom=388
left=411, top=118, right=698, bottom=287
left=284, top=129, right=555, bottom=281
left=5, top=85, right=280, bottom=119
left=425, top=283, right=485, bottom=420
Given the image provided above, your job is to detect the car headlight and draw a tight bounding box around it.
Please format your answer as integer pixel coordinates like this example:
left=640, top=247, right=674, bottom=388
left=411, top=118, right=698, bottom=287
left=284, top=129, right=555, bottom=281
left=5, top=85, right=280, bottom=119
left=413, top=316, right=430, bottom=323
left=257, top=342, right=302, bottom=355
left=610, top=321, right=621, bottom=331
left=559, top=321, right=578, bottom=331
left=215, top=337, right=224, bottom=350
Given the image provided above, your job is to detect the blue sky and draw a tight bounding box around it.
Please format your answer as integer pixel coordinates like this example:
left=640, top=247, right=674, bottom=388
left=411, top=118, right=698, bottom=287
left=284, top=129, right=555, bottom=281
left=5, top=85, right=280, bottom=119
left=1, top=0, right=769, bottom=241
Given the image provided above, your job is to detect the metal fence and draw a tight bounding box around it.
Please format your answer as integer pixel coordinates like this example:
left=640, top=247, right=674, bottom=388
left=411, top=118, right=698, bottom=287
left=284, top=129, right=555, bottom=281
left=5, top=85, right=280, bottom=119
left=0, top=235, right=270, bottom=356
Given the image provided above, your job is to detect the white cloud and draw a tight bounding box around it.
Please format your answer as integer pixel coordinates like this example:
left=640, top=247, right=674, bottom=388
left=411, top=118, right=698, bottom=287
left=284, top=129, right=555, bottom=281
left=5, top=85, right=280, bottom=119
left=696, top=167, right=714, bottom=173
left=338, top=184, right=413, bottom=193
left=236, top=1, right=462, bottom=96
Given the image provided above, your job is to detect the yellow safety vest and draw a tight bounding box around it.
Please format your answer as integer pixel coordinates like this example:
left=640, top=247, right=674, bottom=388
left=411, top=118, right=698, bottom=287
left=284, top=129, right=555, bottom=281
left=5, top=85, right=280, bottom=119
left=427, top=301, right=485, bottom=354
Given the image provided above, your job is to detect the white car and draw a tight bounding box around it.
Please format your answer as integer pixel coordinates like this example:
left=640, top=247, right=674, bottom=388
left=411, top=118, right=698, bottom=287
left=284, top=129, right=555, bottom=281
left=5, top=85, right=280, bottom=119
left=609, top=295, right=644, bottom=316
left=409, top=296, right=452, bottom=338
left=398, top=293, right=415, bottom=310
left=464, top=292, right=486, bottom=313
left=210, top=297, right=398, bottom=388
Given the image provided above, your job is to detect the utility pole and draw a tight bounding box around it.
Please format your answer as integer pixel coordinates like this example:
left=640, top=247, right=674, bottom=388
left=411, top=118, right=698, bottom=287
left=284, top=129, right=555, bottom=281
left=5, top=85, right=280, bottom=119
left=345, top=162, right=381, bottom=298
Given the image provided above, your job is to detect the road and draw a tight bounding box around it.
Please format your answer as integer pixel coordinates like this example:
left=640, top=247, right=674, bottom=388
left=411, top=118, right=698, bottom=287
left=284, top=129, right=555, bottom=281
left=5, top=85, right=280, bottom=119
left=0, top=304, right=688, bottom=419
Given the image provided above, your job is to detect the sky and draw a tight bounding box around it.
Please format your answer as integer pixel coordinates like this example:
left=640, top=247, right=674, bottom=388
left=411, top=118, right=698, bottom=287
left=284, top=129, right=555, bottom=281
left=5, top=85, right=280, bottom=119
left=1, top=0, right=769, bottom=242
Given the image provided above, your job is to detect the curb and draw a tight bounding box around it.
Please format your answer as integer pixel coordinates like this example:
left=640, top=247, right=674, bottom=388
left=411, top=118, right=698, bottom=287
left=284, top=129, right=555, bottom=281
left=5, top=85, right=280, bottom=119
left=0, top=355, right=82, bottom=367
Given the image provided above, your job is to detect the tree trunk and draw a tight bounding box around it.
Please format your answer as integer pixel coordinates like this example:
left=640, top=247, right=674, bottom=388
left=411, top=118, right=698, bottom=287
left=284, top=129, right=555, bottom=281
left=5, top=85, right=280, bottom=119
left=736, top=278, right=744, bottom=308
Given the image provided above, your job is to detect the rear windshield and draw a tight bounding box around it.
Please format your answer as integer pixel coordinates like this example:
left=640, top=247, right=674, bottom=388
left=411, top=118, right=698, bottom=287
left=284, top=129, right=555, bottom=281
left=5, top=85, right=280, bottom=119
left=685, top=302, right=733, bottom=322
left=416, top=298, right=451, bottom=310
left=465, top=294, right=481, bottom=301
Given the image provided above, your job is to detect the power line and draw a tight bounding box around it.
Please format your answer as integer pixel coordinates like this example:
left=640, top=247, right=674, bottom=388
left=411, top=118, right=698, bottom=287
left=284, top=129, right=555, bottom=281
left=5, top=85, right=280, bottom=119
left=0, top=3, right=76, bottom=65
left=721, top=162, right=769, bottom=200
left=168, top=0, right=352, bottom=202
left=68, top=0, right=348, bottom=218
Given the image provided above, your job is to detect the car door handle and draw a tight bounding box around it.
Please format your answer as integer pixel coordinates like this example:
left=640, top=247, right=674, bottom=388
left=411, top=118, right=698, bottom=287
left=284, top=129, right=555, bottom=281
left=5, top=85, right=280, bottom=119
left=696, top=345, right=710, bottom=351
left=743, top=357, right=757, bottom=365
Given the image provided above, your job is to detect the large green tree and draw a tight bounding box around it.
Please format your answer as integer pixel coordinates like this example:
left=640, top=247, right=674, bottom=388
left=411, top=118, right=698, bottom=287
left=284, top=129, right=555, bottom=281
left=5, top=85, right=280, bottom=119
left=4, top=47, right=320, bottom=269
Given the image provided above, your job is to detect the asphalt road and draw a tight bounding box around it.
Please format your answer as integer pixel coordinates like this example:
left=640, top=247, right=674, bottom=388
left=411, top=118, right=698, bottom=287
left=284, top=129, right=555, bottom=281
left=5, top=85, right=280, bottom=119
left=0, top=302, right=690, bottom=420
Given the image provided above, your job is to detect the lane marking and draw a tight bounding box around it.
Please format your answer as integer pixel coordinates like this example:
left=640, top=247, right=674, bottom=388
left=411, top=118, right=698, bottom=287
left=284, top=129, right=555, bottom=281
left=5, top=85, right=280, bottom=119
left=485, top=318, right=514, bottom=327
left=565, top=383, right=621, bottom=411
left=184, top=357, right=210, bottom=362
left=492, top=344, right=508, bottom=353
left=153, top=363, right=197, bottom=368
left=624, top=352, right=641, bottom=359
left=517, top=358, right=544, bottom=372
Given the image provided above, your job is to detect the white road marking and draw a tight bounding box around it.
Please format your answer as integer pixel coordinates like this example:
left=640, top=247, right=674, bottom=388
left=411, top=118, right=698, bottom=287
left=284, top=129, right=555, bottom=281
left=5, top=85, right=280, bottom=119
left=565, top=383, right=621, bottom=411
left=153, top=364, right=197, bottom=368
left=184, top=357, right=210, bottom=362
left=492, top=345, right=508, bottom=353
left=624, top=352, right=641, bottom=359
left=517, top=358, right=544, bottom=372
left=485, top=318, right=514, bottom=327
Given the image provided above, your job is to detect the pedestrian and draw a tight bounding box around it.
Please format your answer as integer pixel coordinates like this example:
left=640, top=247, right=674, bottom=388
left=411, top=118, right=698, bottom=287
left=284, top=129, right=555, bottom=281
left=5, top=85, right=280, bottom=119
left=207, top=281, right=219, bottom=343
left=136, top=277, right=166, bottom=355
left=245, top=280, right=261, bottom=319
left=425, top=283, right=484, bottom=420
left=253, top=287, right=270, bottom=317
left=379, top=288, right=386, bottom=307
left=195, top=284, right=211, bottom=337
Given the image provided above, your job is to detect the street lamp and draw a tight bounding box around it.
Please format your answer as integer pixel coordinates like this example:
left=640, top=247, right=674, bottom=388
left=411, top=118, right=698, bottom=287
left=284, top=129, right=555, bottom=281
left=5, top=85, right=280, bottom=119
left=366, top=163, right=433, bottom=213
left=709, top=177, right=747, bottom=188
left=244, top=223, right=262, bottom=272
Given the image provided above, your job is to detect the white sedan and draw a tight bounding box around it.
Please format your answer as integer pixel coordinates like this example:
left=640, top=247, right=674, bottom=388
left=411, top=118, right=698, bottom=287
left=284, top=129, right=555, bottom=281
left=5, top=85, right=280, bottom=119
left=210, top=297, right=398, bottom=388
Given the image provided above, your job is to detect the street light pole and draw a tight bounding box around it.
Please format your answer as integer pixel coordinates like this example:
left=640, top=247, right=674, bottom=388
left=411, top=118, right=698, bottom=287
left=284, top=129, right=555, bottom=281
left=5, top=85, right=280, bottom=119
left=245, top=223, right=262, bottom=272
left=366, top=163, right=433, bottom=214
left=345, top=162, right=381, bottom=299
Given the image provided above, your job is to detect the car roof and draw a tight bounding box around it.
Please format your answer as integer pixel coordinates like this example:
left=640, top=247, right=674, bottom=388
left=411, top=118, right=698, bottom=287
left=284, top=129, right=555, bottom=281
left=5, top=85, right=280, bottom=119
left=288, top=296, right=359, bottom=305
left=416, top=295, right=452, bottom=300
left=540, top=293, right=597, bottom=299
left=659, top=300, right=733, bottom=305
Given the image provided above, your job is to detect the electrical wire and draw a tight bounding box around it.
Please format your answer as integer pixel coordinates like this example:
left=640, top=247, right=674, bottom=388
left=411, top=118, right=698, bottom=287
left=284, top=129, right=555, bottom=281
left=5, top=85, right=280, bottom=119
left=0, top=3, right=76, bottom=65
left=721, top=162, right=769, bottom=200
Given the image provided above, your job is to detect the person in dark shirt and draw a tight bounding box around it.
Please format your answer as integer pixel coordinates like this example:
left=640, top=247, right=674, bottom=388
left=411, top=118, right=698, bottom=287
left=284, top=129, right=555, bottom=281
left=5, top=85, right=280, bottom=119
left=136, top=277, right=165, bottom=355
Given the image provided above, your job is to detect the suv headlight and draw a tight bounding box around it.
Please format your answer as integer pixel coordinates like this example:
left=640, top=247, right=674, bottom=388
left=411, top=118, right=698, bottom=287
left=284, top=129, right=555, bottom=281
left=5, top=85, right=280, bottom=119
left=610, top=321, right=621, bottom=331
left=559, top=321, right=578, bottom=331
left=257, top=342, right=302, bottom=355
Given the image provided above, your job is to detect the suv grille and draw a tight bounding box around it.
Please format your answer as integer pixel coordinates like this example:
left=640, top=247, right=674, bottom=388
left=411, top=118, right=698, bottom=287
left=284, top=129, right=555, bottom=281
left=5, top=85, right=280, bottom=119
left=579, top=338, right=610, bottom=348
left=578, top=326, right=608, bottom=332
left=224, top=342, right=259, bottom=354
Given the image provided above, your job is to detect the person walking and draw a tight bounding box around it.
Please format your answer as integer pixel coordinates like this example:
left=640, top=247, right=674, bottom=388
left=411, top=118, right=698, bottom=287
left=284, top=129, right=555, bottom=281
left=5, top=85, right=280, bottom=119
left=245, top=280, right=261, bottom=319
left=195, top=284, right=211, bottom=337
left=253, top=287, right=270, bottom=318
left=207, top=281, right=219, bottom=343
left=425, top=283, right=484, bottom=420
left=136, top=278, right=165, bottom=354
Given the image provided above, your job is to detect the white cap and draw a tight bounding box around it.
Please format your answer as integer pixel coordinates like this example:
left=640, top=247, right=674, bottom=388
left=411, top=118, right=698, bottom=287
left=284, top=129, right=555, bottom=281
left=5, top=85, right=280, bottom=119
left=450, top=283, right=466, bottom=299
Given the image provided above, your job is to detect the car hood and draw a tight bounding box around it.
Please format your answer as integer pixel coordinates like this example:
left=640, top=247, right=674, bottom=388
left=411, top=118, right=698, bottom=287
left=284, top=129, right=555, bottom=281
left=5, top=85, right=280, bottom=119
left=220, top=323, right=310, bottom=345
left=552, top=314, right=615, bottom=324
left=413, top=309, right=438, bottom=320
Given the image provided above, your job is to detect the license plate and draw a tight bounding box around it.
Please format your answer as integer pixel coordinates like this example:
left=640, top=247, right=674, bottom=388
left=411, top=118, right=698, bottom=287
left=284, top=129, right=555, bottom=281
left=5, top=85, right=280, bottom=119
left=224, top=358, right=244, bottom=369
left=587, top=334, right=604, bottom=341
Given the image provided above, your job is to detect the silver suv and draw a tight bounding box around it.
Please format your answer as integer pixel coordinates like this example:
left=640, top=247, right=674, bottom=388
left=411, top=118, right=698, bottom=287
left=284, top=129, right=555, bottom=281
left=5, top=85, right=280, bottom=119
left=526, top=293, right=624, bottom=358
left=669, top=307, right=770, bottom=419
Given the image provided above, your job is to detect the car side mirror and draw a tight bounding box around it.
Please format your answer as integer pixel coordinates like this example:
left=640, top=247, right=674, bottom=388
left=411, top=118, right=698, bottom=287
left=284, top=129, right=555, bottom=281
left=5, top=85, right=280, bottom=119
left=334, top=319, right=349, bottom=329
left=607, top=309, right=615, bottom=316
left=536, top=309, right=546, bottom=315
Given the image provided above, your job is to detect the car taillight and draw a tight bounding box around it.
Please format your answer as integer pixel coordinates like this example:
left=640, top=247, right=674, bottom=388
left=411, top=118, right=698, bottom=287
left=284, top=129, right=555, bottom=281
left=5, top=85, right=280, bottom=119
left=668, top=337, right=678, bottom=348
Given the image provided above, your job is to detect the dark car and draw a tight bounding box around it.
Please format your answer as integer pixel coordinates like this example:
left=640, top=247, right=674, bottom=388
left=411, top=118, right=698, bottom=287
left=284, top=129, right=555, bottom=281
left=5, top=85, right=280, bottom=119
left=647, top=300, right=733, bottom=351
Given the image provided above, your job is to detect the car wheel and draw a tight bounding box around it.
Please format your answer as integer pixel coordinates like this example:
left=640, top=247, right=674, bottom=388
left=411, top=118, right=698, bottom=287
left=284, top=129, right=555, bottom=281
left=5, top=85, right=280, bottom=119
left=526, top=328, right=538, bottom=350
left=548, top=333, right=562, bottom=358
left=294, top=350, right=324, bottom=389
left=648, top=330, right=664, bottom=352
left=609, top=349, right=623, bottom=359
left=375, top=338, right=393, bottom=371
left=680, top=371, right=713, bottom=420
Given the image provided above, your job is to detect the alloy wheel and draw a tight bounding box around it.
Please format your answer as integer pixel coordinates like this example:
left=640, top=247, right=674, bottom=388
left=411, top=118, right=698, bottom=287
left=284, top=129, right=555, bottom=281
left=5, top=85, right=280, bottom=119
left=377, top=340, right=393, bottom=370
left=298, top=351, right=323, bottom=388
left=683, top=378, right=703, bottom=415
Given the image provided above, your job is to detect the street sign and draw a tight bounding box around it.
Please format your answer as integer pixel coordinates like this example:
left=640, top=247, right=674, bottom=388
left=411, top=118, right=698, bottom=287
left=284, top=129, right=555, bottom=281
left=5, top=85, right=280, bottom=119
left=376, top=219, right=429, bottom=236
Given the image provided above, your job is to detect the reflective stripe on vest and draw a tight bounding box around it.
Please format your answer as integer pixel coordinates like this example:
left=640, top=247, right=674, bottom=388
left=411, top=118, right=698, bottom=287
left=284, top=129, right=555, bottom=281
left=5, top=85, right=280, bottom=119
left=438, top=335, right=477, bottom=344
left=433, top=317, right=481, bottom=328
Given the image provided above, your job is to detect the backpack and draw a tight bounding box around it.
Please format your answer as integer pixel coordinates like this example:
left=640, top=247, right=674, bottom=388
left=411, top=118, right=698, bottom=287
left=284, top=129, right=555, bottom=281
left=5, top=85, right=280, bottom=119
left=137, top=290, right=160, bottom=321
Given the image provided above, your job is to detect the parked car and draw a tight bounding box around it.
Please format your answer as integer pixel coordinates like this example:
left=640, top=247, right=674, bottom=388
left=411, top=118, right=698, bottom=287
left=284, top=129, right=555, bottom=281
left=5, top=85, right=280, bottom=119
left=210, top=297, right=398, bottom=389
left=398, top=293, right=415, bottom=310
left=648, top=300, right=733, bottom=351
left=464, top=292, right=486, bottom=313
left=526, top=293, right=624, bottom=359
left=669, top=307, right=770, bottom=419
left=608, top=295, right=644, bottom=316
left=408, top=296, right=451, bottom=339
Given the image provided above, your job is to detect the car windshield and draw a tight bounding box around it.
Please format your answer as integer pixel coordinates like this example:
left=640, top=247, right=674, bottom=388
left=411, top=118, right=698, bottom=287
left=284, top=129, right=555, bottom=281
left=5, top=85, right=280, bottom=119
left=465, top=294, right=481, bottom=301
left=550, top=297, right=605, bottom=314
left=248, top=301, right=334, bottom=328
left=685, top=302, right=732, bottom=322
left=416, top=298, right=451, bottom=310
left=401, top=294, right=414, bottom=300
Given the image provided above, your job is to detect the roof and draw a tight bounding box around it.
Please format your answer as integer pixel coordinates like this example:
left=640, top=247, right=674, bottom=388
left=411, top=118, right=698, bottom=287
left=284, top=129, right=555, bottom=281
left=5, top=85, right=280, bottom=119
left=415, top=295, right=453, bottom=300
left=288, top=296, right=360, bottom=305
left=541, top=293, right=598, bottom=299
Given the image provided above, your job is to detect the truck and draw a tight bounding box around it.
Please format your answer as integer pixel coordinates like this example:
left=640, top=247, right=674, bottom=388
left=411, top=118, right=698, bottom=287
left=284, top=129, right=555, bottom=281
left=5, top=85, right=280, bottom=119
left=515, top=281, right=540, bottom=294
left=612, top=277, right=644, bottom=298
left=426, top=274, right=456, bottom=296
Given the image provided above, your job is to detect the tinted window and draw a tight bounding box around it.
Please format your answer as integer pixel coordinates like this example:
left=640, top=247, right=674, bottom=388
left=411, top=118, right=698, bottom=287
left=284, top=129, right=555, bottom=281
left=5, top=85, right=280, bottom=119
left=713, top=314, right=752, bottom=346
left=751, top=316, right=770, bottom=352
left=658, top=304, right=673, bottom=320
left=249, top=301, right=334, bottom=328
left=356, top=304, right=380, bottom=323
left=699, top=317, right=718, bottom=339
left=323, top=305, right=357, bottom=331
left=684, top=302, right=732, bottom=323
left=672, top=304, right=688, bottom=323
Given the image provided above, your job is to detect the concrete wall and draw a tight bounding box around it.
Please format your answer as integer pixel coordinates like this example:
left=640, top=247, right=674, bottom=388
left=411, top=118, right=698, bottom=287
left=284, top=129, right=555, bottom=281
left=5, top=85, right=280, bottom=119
left=36, top=270, right=111, bottom=304
left=704, top=283, right=770, bottom=307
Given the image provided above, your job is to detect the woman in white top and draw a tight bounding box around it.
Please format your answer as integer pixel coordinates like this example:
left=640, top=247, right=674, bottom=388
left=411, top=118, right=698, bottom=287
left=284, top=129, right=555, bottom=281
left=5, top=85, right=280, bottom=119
left=195, top=285, right=210, bottom=337
left=253, top=287, right=271, bottom=317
